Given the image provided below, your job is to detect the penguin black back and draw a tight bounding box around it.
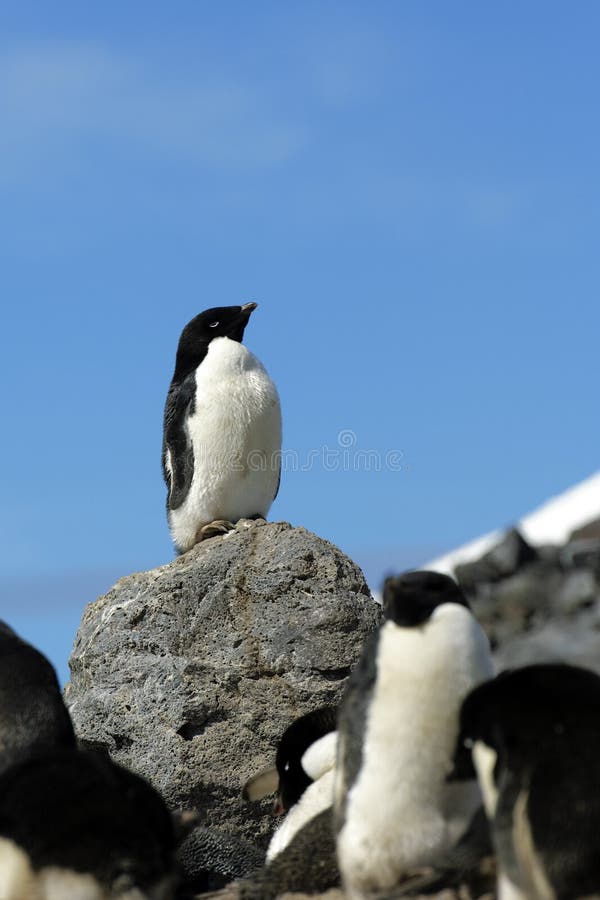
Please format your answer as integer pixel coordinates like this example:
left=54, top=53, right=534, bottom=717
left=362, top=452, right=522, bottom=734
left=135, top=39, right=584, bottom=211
left=0, top=621, right=75, bottom=774
left=458, top=664, right=600, bottom=899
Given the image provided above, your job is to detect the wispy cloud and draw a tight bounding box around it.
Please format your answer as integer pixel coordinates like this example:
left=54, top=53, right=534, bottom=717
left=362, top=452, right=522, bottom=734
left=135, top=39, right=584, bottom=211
left=0, top=42, right=308, bottom=180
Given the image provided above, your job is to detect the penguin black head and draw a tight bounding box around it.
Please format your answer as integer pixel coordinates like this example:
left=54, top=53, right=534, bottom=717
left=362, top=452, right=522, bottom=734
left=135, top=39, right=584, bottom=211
left=173, top=303, right=257, bottom=380
left=457, top=663, right=600, bottom=758
left=243, top=706, right=337, bottom=814
left=0, top=620, right=76, bottom=774
left=275, top=707, right=337, bottom=813
left=382, top=570, right=470, bottom=627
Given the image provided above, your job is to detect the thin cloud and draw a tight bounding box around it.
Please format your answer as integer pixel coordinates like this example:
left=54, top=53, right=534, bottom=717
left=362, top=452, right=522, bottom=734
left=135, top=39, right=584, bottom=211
left=0, top=41, right=308, bottom=180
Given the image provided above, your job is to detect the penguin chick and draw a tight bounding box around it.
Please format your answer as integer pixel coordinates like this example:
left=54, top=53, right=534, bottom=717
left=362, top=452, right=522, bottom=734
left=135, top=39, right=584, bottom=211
left=0, top=621, right=75, bottom=775
left=162, top=304, right=282, bottom=553
left=456, top=663, right=600, bottom=900
left=243, top=706, right=338, bottom=861
left=0, top=748, right=177, bottom=899
left=335, top=570, right=494, bottom=900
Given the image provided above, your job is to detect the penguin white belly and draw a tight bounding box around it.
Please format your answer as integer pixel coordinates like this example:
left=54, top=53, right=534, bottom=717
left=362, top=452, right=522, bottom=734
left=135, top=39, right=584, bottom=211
left=168, top=339, right=281, bottom=552
left=266, top=769, right=335, bottom=862
left=337, top=609, right=493, bottom=899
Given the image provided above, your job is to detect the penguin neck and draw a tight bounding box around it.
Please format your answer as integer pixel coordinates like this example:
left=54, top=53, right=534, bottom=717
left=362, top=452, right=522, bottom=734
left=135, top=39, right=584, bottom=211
left=198, top=336, right=256, bottom=379
left=172, top=335, right=248, bottom=383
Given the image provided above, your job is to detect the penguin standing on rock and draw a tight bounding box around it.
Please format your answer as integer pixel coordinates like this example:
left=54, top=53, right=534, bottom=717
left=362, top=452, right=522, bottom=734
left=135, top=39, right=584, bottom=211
left=334, top=571, right=494, bottom=900
left=0, top=621, right=75, bottom=774
left=455, top=663, right=600, bottom=900
left=162, top=304, right=282, bottom=553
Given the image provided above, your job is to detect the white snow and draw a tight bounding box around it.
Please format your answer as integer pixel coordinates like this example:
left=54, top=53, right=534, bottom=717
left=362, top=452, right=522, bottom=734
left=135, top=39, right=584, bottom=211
left=425, top=471, right=600, bottom=577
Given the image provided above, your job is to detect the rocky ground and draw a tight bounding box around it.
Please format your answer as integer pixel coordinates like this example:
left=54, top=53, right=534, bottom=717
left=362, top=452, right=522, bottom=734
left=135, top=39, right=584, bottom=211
left=65, top=516, right=600, bottom=898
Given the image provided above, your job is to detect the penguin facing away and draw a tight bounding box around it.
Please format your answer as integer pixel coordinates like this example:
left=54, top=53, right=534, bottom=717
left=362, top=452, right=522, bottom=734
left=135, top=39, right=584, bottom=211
left=334, top=570, right=494, bottom=900
left=0, top=748, right=177, bottom=899
left=162, top=303, right=282, bottom=553
left=455, top=663, right=600, bottom=900
left=243, top=706, right=338, bottom=862
left=0, top=621, right=75, bottom=775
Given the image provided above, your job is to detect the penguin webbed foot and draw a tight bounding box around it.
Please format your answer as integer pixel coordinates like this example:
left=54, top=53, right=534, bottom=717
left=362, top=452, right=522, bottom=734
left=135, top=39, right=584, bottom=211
left=198, top=520, right=236, bottom=541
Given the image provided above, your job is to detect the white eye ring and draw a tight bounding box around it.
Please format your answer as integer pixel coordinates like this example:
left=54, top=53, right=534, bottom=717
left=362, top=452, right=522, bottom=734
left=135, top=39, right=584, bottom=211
left=209, top=321, right=219, bottom=328
left=284, top=761, right=290, bottom=772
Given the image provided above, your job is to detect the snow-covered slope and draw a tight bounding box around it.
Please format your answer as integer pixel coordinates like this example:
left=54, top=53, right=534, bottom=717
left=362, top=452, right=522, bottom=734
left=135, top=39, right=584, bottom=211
left=426, top=471, right=600, bottom=576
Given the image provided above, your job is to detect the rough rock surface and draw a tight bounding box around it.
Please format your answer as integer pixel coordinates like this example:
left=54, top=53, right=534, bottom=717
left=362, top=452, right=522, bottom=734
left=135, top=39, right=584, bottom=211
left=66, top=521, right=380, bottom=890
left=455, top=522, right=600, bottom=672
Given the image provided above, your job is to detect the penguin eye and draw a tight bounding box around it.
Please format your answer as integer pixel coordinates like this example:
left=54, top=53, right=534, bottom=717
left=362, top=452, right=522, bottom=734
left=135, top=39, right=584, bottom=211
left=209, top=321, right=219, bottom=328
left=284, top=762, right=290, bottom=772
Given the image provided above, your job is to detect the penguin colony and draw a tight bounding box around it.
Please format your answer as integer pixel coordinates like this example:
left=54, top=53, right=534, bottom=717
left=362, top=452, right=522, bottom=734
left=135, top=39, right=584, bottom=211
left=4, top=305, right=600, bottom=898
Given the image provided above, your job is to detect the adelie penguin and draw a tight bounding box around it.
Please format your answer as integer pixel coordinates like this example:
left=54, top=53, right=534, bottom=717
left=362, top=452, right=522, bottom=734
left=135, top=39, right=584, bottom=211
left=455, top=663, right=600, bottom=900
left=244, top=706, right=338, bottom=862
left=0, top=621, right=75, bottom=775
left=334, top=570, right=494, bottom=900
left=240, top=707, right=340, bottom=899
left=162, top=304, right=282, bottom=553
left=0, top=748, right=177, bottom=899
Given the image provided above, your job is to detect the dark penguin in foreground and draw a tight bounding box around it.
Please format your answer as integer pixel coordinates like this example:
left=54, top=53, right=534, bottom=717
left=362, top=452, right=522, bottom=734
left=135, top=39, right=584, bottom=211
left=244, top=706, right=338, bottom=862
left=0, top=621, right=75, bottom=774
left=334, top=571, right=494, bottom=900
left=162, top=304, right=282, bottom=552
left=0, top=748, right=177, bottom=899
left=455, top=663, right=600, bottom=900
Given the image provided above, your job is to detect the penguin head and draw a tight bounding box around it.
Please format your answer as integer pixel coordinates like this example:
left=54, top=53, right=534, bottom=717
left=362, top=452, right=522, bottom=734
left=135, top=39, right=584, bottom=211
left=243, top=706, right=337, bottom=814
left=174, top=302, right=255, bottom=365
left=458, top=663, right=600, bottom=756
left=0, top=621, right=18, bottom=641
left=382, top=570, right=470, bottom=627
left=0, top=621, right=76, bottom=774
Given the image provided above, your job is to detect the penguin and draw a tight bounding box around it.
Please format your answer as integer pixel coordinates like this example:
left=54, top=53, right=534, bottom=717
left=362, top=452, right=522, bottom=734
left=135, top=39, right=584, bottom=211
left=243, top=706, right=338, bottom=862
left=334, top=570, right=494, bottom=900
left=0, top=621, right=75, bottom=775
left=455, top=663, right=600, bottom=900
left=0, top=747, right=177, bottom=899
left=162, top=303, right=282, bottom=553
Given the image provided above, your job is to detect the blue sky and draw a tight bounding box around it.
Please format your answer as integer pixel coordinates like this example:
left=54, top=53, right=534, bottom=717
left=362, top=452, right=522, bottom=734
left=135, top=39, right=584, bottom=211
left=1, top=2, right=599, bottom=683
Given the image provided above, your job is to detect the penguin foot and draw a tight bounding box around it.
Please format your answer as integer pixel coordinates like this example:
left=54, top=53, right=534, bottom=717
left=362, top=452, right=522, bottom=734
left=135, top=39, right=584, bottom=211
left=198, top=520, right=236, bottom=541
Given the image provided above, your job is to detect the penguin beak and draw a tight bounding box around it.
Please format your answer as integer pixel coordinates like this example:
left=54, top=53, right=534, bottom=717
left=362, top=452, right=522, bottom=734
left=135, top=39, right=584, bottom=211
left=241, top=302, right=258, bottom=315
left=272, top=796, right=285, bottom=817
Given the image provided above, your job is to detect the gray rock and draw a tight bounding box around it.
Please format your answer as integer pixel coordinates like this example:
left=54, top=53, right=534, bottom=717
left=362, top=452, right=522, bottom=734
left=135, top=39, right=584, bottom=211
left=560, top=539, right=600, bottom=573
left=569, top=518, right=600, bottom=542
left=455, top=528, right=537, bottom=592
left=66, top=521, right=380, bottom=884
left=493, top=603, right=600, bottom=674
left=552, top=568, right=598, bottom=616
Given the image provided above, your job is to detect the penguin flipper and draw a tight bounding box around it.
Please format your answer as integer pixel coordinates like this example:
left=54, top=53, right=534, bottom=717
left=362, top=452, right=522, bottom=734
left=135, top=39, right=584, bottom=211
left=163, top=377, right=196, bottom=510
left=272, top=459, right=281, bottom=503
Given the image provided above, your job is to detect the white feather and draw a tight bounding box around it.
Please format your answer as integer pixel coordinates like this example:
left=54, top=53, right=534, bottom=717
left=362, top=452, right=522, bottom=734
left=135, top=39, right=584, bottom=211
left=336, top=604, right=494, bottom=899
left=472, top=740, right=499, bottom=818
left=168, top=337, right=282, bottom=552
left=266, top=769, right=335, bottom=862
left=301, top=731, right=337, bottom=781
